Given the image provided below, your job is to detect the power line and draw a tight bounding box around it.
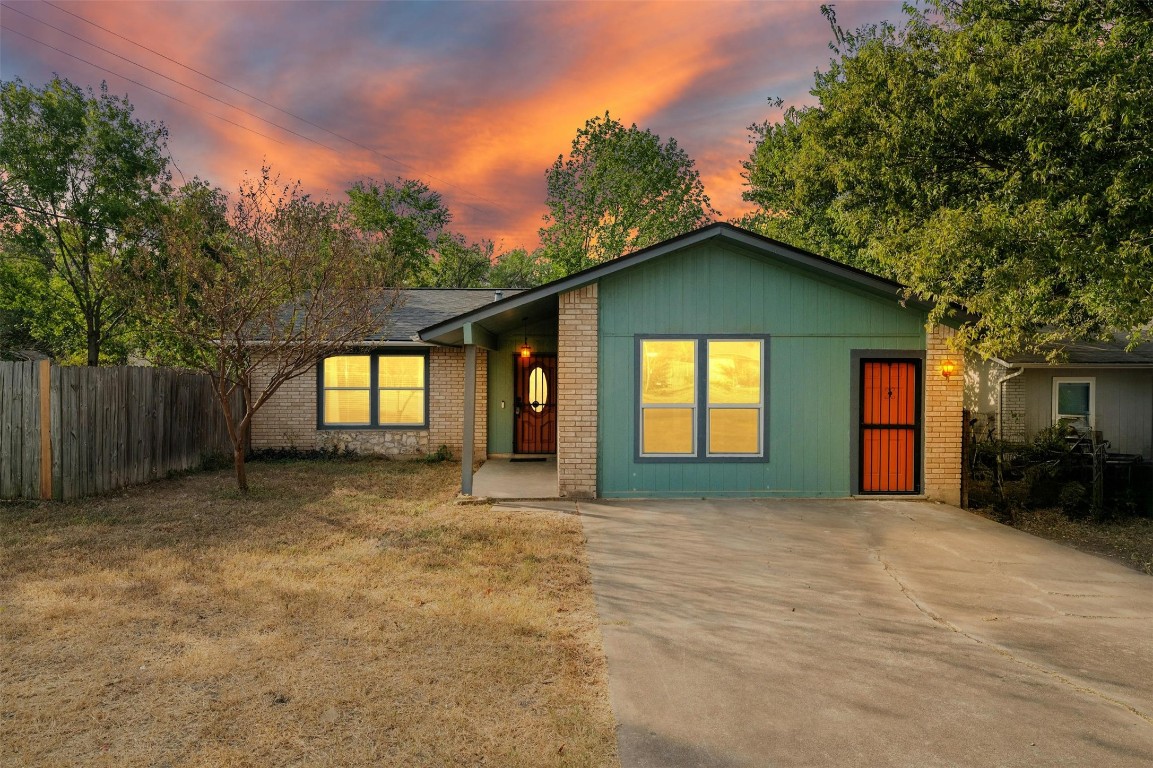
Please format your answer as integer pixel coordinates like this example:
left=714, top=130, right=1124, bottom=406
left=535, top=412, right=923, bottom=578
left=35, top=0, right=511, bottom=214
left=2, top=2, right=342, bottom=154
left=0, top=24, right=285, bottom=146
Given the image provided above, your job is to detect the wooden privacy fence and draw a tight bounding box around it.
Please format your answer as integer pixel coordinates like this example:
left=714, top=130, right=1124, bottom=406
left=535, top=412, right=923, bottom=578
left=0, top=362, right=239, bottom=500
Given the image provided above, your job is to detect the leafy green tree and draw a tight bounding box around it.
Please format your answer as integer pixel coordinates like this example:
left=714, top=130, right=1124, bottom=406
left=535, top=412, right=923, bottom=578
left=346, top=177, right=452, bottom=286
left=743, top=1, right=1153, bottom=356
left=421, top=232, right=492, bottom=288
left=541, top=111, right=718, bottom=277
left=0, top=77, right=170, bottom=365
left=138, top=169, right=400, bottom=492
left=488, top=247, right=547, bottom=288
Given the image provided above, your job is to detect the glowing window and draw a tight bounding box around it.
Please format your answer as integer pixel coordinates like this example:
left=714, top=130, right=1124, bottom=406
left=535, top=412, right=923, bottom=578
left=322, top=356, right=371, bottom=425
left=528, top=366, right=548, bottom=412
left=378, top=356, right=425, bottom=425
left=638, top=337, right=765, bottom=459
left=707, top=340, right=763, bottom=456
left=320, top=353, right=427, bottom=428
left=639, top=340, right=697, bottom=456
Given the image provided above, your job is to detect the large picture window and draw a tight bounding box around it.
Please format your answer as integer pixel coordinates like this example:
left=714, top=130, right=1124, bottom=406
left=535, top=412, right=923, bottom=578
left=638, top=336, right=766, bottom=460
left=319, top=352, right=428, bottom=428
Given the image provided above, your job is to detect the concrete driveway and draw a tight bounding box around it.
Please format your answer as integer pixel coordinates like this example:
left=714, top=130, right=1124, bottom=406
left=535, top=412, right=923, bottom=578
left=579, top=499, right=1153, bottom=768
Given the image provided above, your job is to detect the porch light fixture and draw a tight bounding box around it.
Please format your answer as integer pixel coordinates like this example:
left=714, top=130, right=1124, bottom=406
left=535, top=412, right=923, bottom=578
left=940, top=359, right=957, bottom=379
left=520, top=319, right=532, bottom=358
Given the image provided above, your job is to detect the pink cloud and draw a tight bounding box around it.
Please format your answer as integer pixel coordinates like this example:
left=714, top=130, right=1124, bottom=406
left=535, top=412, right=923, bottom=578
left=2, top=0, right=905, bottom=250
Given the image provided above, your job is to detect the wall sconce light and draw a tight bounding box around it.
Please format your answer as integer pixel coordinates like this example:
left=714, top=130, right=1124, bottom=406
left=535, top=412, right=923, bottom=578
left=940, top=359, right=957, bottom=379
left=520, top=319, right=531, bottom=358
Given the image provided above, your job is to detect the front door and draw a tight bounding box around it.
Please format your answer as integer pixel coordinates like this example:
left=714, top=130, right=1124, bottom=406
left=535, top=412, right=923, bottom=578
left=515, top=355, right=557, bottom=453
left=859, top=359, right=921, bottom=493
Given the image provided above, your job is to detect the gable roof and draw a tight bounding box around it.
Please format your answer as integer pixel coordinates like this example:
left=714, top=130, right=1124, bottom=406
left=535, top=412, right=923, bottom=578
left=418, top=222, right=943, bottom=344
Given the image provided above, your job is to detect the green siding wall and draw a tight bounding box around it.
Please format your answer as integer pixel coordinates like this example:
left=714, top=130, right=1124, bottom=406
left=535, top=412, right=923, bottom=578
left=598, top=241, right=926, bottom=497
left=486, top=321, right=557, bottom=455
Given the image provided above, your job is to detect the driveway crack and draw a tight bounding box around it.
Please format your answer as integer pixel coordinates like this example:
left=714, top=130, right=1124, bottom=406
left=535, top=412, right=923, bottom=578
left=870, top=549, right=1153, bottom=728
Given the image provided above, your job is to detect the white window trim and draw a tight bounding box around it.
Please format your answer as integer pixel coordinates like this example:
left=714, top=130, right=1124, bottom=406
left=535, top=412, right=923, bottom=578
left=1052, top=377, right=1095, bottom=431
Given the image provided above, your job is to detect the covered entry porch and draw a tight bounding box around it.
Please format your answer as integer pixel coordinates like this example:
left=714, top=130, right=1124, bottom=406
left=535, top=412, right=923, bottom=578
left=417, top=283, right=599, bottom=499
left=471, top=456, right=559, bottom=499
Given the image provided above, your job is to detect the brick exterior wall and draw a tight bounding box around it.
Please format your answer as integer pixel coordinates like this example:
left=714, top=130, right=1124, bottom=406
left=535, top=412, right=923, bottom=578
left=1000, top=374, right=1026, bottom=443
left=428, top=346, right=487, bottom=461
left=924, top=325, right=963, bottom=505
left=557, top=284, right=598, bottom=497
left=250, top=347, right=486, bottom=460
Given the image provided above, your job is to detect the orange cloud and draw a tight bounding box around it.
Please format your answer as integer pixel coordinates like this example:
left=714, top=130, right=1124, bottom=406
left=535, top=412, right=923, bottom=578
left=2, top=0, right=905, bottom=250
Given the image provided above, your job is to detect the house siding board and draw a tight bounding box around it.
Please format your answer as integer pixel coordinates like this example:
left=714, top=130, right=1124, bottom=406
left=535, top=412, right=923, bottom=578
left=597, top=241, right=927, bottom=498
left=1021, top=368, right=1153, bottom=458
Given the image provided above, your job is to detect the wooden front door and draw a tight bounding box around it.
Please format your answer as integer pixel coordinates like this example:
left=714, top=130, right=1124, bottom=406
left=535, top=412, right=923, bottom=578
left=860, top=359, right=921, bottom=493
left=515, top=355, right=557, bottom=453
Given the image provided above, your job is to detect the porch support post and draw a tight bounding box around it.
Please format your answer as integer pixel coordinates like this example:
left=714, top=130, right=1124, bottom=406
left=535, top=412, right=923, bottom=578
left=461, top=342, right=477, bottom=495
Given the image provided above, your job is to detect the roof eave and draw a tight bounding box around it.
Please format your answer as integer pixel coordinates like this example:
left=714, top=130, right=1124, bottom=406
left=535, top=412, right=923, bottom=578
left=418, top=222, right=958, bottom=342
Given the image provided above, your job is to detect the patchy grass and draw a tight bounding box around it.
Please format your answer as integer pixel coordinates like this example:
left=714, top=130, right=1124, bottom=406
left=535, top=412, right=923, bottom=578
left=973, top=506, right=1153, bottom=575
left=0, top=459, right=618, bottom=767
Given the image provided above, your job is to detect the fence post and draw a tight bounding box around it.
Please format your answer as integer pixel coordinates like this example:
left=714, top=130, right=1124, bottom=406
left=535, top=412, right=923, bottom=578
left=38, top=359, right=53, bottom=500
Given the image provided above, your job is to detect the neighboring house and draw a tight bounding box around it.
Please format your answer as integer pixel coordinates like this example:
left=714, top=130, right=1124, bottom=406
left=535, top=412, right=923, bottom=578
left=252, top=223, right=966, bottom=503
left=967, top=336, right=1153, bottom=459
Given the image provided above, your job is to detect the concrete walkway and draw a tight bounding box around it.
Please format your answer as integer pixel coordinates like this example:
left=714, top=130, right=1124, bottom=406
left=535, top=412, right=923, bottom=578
left=580, top=499, right=1153, bottom=768
left=471, top=457, right=557, bottom=499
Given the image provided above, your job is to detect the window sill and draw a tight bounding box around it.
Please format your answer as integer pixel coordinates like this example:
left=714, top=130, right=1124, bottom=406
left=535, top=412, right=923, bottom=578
left=318, top=425, right=429, bottom=431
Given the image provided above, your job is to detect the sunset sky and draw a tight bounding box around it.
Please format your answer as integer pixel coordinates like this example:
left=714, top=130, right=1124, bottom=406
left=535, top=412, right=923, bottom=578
left=1, top=0, right=904, bottom=251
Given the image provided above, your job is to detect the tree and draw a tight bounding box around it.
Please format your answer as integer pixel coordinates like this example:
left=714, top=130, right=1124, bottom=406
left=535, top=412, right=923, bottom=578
left=346, top=177, right=452, bottom=286
left=140, top=169, right=400, bottom=492
left=742, top=1, right=1153, bottom=357
left=420, top=232, right=492, bottom=288
left=0, top=77, right=170, bottom=365
left=540, top=112, right=718, bottom=277
left=488, top=247, right=547, bottom=288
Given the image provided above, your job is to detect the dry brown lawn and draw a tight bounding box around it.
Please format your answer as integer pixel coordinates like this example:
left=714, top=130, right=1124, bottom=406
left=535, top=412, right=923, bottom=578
left=0, top=459, right=619, bottom=767
left=974, top=506, right=1153, bottom=575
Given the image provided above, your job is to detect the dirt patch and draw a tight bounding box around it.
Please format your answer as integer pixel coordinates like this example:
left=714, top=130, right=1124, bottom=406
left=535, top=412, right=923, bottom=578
left=972, top=506, right=1153, bottom=575
left=0, top=459, right=619, bottom=767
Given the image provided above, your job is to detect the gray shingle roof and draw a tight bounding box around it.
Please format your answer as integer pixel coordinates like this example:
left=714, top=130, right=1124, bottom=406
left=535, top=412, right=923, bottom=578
left=372, top=289, right=521, bottom=341
left=1003, top=333, right=1153, bottom=366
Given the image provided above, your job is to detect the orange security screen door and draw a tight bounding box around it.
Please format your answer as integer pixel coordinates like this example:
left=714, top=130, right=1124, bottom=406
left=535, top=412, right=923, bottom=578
left=860, top=360, right=920, bottom=493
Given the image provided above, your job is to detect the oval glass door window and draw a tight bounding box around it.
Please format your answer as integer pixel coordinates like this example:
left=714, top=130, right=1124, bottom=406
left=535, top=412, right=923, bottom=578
left=528, top=367, right=548, bottom=412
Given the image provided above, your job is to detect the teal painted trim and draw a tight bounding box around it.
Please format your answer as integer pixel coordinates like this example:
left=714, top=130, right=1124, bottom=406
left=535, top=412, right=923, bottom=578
left=463, top=322, right=497, bottom=350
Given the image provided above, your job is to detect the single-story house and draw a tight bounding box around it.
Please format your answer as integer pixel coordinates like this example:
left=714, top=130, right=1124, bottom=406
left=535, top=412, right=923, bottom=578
left=966, top=335, right=1153, bottom=459
left=252, top=223, right=966, bottom=504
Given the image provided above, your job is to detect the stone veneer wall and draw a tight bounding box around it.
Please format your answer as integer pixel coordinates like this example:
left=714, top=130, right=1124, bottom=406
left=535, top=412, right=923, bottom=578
left=924, top=325, right=963, bottom=505
left=557, top=284, right=598, bottom=497
left=249, top=347, right=486, bottom=460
